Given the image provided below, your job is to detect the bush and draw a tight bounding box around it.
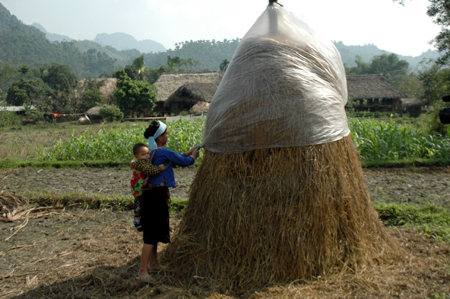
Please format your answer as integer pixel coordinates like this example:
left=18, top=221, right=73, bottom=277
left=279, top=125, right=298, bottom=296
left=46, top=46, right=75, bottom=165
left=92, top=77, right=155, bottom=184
left=415, top=100, right=449, bottom=136
left=99, top=105, right=124, bottom=122
left=179, top=110, right=189, bottom=116
left=0, top=111, right=21, bottom=127
left=78, top=89, right=105, bottom=112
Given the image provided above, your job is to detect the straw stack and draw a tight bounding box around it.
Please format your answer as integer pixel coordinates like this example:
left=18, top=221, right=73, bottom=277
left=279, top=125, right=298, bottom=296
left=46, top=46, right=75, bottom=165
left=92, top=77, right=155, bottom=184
left=163, top=135, right=400, bottom=288
left=163, top=7, right=400, bottom=289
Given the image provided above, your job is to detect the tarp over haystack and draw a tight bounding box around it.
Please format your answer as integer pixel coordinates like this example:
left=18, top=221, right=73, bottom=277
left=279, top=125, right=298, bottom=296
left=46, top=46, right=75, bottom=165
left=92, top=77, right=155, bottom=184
left=163, top=1, right=400, bottom=290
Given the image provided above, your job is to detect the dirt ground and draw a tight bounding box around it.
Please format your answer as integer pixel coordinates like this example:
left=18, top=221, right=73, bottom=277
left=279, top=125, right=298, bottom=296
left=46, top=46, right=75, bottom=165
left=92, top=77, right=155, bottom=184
left=1, top=166, right=450, bottom=205
left=1, top=167, right=450, bottom=298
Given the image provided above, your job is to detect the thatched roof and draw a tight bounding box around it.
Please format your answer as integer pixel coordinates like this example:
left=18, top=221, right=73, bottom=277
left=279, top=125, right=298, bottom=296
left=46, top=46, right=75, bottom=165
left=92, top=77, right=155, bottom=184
left=401, top=98, right=423, bottom=107
left=154, top=72, right=222, bottom=103
left=76, top=78, right=117, bottom=98
left=164, top=83, right=218, bottom=108
left=85, top=106, right=102, bottom=116
left=347, top=74, right=408, bottom=100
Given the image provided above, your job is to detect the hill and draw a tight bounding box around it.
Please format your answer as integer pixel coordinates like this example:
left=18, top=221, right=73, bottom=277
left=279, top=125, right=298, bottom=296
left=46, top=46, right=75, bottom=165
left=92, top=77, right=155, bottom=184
left=0, top=2, right=41, bottom=35
left=0, top=3, right=117, bottom=78
left=0, top=1, right=441, bottom=77
left=72, top=39, right=138, bottom=65
left=94, top=32, right=166, bottom=53
left=32, top=22, right=73, bottom=42
left=334, top=41, right=439, bottom=70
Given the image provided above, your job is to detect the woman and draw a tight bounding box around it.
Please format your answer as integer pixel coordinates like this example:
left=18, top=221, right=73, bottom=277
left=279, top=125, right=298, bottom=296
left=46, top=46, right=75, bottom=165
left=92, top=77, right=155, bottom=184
left=137, top=120, right=199, bottom=281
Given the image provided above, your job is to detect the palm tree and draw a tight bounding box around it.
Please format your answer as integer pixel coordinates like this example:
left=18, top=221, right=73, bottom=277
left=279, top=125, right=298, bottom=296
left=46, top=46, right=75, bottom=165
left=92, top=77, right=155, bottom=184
left=132, top=55, right=146, bottom=81
left=18, top=65, right=29, bottom=77
left=220, top=59, right=229, bottom=72
left=167, top=56, right=181, bottom=72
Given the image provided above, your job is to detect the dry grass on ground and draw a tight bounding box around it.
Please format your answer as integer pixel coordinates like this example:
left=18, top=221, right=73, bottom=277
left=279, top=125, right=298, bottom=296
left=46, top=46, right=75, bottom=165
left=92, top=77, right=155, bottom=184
left=1, top=195, right=449, bottom=298
left=0, top=122, right=138, bottom=160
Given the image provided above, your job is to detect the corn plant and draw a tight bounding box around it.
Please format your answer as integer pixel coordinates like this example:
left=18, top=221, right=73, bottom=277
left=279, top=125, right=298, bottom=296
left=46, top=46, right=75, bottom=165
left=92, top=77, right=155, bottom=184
left=39, top=118, right=449, bottom=163
left=349, top=118, right=450, bottom=161
left=40, top=119, right=205, bottom=161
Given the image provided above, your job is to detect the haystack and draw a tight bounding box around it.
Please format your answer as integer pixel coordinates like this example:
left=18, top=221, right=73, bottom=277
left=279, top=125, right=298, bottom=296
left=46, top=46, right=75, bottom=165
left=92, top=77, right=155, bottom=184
left=163, top=2, right=400, bottom=289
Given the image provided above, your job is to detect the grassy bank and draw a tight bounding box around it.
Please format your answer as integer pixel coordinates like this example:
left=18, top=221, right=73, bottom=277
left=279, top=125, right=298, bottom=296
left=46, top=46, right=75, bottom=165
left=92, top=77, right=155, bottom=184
left=10, top=190, right=449, bottom=243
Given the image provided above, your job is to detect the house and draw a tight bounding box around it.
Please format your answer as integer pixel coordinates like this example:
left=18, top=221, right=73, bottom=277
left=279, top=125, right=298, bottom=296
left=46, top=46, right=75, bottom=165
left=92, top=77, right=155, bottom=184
left=152, top=72, right=410, bottom=115
left=0, top=105, right=37, bottom=113
left=346, top=74, right=409, bottom=112
left=153, top=72, right=222, bottom=115
left=400, top=97, right=429, bottom=116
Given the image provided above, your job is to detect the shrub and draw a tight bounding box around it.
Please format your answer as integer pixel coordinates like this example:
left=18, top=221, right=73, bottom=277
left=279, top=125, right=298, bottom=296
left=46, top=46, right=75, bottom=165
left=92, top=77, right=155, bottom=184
left=78, top=89, right=105, bottom=112
left=0, top=111, right=21, bottom=127
left=415, top=100, right=449, bottom=137
left=99, top=105, right=124, bottom=122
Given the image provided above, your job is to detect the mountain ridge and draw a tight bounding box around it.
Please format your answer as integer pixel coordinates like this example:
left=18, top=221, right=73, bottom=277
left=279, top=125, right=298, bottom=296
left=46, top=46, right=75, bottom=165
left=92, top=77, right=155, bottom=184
left=94, top=32, right=166, bottom=54
left=0, top=2, right=442, bottom=73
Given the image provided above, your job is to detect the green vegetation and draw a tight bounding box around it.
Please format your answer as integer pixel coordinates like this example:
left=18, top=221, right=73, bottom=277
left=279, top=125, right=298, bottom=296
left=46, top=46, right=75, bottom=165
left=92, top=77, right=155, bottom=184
left=349, top=117, right=450, bottom=161
left=0, top=111, right=21, bottom=127
left=375, top=202, right=450, bottom=243
left=39, top=119, right=204, bottom=162
left=0, top=27, right=117, bottom=79
left=35, top=118, right=449, bottom=165
left=78, top=89, right=105, bottom=112
left=114, top=70, right=157, bottom=116
left=4, top=62, right=85, bottom=114
left=6, top=77, right=51, bottom=106
left=99, top=105, right=123, bottom=122
left=143, top=39, right=240, bottom=72
left=22, top=190, right=189, bottom=216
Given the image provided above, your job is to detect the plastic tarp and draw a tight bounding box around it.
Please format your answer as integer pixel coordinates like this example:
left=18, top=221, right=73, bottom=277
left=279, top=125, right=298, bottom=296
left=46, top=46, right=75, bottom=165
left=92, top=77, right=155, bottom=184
left=202, top=4, right=350, bottom=154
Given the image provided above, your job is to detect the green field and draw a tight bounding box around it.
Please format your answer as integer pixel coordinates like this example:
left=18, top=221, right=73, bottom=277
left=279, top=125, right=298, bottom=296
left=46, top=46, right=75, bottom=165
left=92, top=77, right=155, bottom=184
left=1, top=116, right=448, bottom=168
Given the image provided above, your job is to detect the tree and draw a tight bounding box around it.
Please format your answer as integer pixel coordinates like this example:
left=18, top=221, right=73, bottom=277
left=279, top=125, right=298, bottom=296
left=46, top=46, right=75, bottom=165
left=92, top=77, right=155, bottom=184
left=6, top=78, right=50, bottom=106
left=345, top=55, right=370, bottom=75
left=220, top=59, right=229, bottom=72
left=346, top=54, right=408, bottom=76
left=99, top=105, right=124, bottom=122
left=0, top=62, right=17, bottom=95
left=368, top=54, right=409, bottom=76
left=18, top=65, right=29, bottom=76
left=396, top=0, right=450, bottom=63
left=167, top=56, right=181, bottom=72
left=425, top=0, right=450, bottom=63
left=42, top=63, right=78, bottom=93
left=132, top=55, right=146, bottom=81
left=78, top=89, right=105, bottom=112
left=414, top=60, right=450, bottom=135
left=114, top=70, right=157, bottom=116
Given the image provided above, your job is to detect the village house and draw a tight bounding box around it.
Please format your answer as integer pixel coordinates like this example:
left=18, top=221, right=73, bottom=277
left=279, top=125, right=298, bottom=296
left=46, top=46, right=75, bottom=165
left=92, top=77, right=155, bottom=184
left=346, top=74, right=409, bottom=112
left=152, top=71, right=222, bottom=115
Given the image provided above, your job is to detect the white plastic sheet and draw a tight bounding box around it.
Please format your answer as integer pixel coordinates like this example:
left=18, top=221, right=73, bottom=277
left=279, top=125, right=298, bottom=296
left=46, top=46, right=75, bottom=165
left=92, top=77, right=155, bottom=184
left=202, top=4, right=350, bottom=154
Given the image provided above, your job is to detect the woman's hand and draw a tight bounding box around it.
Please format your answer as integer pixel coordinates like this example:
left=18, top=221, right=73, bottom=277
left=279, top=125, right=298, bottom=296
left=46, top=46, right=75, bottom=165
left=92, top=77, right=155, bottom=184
left=186, top=146, right=198, bottom=157
left=191, top=148, right=199, bottom=159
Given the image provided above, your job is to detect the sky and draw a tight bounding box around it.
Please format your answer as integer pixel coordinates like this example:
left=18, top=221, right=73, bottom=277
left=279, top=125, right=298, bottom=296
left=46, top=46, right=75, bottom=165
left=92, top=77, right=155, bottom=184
left=1, top=0, right=442, bottom=57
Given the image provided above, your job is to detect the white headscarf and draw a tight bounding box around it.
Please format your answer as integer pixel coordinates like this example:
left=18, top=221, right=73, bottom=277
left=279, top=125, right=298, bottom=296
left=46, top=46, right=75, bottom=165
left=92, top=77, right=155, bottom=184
left=148, top=121, right=167, bottom=150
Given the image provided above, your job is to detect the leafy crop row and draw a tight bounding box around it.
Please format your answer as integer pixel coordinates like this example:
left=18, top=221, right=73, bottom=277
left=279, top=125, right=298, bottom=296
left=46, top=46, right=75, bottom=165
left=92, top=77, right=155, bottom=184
left=39, top=118, right=449, bottom=162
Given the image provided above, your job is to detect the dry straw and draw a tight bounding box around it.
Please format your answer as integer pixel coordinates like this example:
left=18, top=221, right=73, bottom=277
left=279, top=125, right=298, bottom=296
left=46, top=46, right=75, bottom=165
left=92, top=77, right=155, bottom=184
left=163, top=135, right=401, bottom=289
left=162, top=19, right=400, bottom=290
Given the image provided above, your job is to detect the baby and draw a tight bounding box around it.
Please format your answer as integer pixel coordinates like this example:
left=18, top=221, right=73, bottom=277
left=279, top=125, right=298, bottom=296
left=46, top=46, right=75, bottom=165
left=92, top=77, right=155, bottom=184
left=130, top=143, right=166, bottom=231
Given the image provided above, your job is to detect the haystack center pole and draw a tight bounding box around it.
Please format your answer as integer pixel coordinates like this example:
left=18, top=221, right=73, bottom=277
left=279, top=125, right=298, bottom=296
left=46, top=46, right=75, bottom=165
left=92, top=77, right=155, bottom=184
left=268, top=0, right=282, bottom=36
